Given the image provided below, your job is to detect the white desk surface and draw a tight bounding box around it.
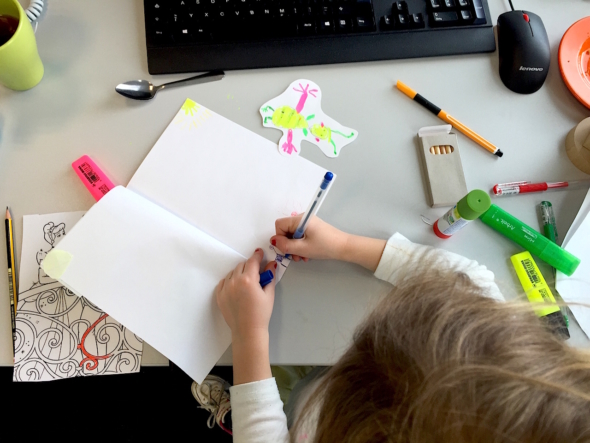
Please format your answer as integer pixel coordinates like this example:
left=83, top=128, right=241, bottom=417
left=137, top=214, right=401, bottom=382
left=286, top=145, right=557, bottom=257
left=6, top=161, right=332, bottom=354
left=1, top=0, right=589, bottom=368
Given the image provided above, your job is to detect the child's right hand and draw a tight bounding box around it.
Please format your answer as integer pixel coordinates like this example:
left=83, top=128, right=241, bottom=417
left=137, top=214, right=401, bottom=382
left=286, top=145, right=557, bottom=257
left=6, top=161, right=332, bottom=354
left=270, top=216, right=349, bottom=262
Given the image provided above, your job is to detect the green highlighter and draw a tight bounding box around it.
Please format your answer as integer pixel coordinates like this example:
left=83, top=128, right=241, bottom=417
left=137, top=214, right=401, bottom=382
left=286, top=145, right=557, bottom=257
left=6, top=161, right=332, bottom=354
left=480, top=204, right=581, bottom=276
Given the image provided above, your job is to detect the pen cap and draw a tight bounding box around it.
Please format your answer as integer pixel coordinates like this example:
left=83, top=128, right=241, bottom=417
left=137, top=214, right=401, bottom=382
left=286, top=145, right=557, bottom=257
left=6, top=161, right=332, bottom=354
left=320, top=172, right=334, bottom=190
left=480, top=205, right=581, bottom=276
left=538, top=241, right=580, bottom=277
left=457, top=190, right=491, bottom=220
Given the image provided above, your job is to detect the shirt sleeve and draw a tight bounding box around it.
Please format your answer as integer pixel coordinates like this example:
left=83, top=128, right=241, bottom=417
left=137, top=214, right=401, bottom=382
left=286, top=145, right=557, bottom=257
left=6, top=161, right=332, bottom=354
left=230, top=377, right=290, bottom=443
left=374, top=233, right=504, bottom=301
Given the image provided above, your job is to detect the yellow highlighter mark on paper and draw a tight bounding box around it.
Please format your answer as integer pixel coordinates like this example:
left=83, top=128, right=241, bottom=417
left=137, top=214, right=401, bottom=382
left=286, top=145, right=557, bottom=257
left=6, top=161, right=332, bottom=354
left=173, top=99, right=212, bottom=130
left=41, top=249, right=73, bottom=279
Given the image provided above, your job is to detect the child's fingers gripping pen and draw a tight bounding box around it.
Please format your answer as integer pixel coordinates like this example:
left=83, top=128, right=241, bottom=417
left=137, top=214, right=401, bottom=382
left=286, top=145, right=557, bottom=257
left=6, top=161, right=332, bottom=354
left=285, top=172, right=335, bottom=258
left=293, top=172, right=334, bottom=240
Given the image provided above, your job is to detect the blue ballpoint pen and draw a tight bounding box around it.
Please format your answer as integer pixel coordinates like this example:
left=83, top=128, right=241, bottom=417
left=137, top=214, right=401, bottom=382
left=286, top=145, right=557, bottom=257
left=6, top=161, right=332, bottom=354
left=293, top=172, right=334, bottom=240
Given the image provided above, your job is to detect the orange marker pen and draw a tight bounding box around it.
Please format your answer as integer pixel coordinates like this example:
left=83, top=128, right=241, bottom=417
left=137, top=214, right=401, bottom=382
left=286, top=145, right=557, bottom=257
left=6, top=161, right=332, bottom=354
left=396, top=80, right=503, bottom=158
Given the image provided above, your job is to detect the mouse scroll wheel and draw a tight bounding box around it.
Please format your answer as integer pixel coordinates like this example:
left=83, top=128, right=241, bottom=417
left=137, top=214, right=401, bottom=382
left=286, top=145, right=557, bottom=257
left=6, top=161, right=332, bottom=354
left=523, top=13, right=530, bottom=22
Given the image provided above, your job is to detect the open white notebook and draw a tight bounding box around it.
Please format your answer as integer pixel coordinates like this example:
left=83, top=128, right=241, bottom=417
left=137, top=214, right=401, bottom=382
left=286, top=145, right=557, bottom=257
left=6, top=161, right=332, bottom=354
left=43, top=99, right=329, bottom=383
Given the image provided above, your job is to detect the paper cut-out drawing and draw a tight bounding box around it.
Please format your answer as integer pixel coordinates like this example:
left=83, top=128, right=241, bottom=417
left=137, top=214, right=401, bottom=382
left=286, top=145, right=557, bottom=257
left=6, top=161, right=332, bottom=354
left=13, top=212, right=143, bottom=382
left=260, top=79, right=358, bottom=158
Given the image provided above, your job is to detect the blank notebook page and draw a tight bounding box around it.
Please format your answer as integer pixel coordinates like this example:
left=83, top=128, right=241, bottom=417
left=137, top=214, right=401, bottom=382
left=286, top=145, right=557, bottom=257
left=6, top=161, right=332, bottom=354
left=54, top=186, right=243, bottom=383
left=127, top=99, right=328, bottom=257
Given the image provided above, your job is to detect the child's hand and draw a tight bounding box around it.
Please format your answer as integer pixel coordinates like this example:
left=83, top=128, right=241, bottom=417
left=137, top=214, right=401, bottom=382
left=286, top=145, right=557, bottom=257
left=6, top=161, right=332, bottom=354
left=270, top=216, right=349, bottom=262
left=215, top=249, right=277, bottom=342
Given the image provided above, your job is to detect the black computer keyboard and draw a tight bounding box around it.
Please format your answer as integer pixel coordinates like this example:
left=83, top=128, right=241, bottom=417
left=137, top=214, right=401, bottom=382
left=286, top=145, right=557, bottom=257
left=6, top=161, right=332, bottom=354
left=144, top=0, right=495, bottom=74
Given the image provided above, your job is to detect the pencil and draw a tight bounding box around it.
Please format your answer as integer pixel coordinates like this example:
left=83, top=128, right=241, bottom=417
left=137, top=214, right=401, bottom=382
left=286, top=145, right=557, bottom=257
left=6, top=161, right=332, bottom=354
left=396, top=80, right=503, bottom=158
left=5, top=207, right=17, bottom=353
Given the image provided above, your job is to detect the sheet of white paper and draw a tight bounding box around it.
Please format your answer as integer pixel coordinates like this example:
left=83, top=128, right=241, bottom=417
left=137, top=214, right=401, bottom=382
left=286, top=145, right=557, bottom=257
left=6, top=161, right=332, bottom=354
left=562, top=188, right=590, bottom=246
left=127, top=99, right=329, bottom=262
left=556, top=207, right=590, bottom=338
left=14, top=211, right=143, bottom=381
left=52, top=187, right=243, bottom=383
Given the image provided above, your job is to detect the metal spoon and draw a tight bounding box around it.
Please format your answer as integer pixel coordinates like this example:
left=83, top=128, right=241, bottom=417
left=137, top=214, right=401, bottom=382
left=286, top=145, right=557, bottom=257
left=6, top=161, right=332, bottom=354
left=115, top=70, right=225, bottom=100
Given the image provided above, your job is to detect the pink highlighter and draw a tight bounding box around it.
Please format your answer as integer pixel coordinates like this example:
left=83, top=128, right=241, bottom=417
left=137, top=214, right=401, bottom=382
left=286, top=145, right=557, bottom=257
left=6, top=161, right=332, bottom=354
left=72, top=155, right=115, bottom=201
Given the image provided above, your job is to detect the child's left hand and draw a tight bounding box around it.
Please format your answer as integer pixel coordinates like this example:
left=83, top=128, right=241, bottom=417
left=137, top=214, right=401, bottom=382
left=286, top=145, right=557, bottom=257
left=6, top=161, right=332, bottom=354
left=215, top=249, right=277, bottom=342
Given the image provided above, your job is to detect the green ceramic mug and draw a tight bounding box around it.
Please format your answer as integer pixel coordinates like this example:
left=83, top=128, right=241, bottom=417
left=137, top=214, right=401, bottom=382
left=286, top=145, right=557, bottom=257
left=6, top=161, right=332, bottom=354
left=0, top=0, right=43, bottom=90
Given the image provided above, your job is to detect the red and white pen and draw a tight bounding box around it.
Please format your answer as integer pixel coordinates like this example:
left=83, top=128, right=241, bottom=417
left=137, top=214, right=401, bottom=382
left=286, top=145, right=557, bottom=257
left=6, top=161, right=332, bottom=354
left=493, top=180, right=590, bottom=196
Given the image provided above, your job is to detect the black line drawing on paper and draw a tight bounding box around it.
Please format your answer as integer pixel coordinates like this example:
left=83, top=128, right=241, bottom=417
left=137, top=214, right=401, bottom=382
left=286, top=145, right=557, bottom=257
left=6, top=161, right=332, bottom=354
left=32, top=222, right=66, bottom=288
left=13, top=214, right=143, bottom=382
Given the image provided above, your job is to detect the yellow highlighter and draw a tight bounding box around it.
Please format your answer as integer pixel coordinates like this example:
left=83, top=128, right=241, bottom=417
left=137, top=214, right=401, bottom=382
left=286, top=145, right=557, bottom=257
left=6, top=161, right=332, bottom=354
left=510, top=251, right=569, bottom=339
left=396, top=80, right=503, bottom=158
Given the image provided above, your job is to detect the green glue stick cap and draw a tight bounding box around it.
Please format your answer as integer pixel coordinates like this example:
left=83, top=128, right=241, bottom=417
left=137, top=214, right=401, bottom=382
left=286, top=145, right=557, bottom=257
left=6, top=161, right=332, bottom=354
left=457, top=190, right=491, bottom=220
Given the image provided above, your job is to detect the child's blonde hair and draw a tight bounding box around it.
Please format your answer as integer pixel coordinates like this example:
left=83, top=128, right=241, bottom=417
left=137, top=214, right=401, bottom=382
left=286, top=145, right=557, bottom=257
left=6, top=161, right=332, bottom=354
left=292, top=271, right=590, bottom=442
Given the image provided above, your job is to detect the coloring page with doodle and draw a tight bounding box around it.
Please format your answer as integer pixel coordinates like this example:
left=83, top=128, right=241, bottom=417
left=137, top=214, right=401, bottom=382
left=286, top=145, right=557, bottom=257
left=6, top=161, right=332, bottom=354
left=13, top=212, right=143, bottom=382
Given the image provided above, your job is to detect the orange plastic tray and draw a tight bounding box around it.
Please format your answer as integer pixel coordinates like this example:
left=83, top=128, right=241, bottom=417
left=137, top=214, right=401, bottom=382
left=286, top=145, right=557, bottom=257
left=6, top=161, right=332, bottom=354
left=559, top=16, right=590, bottom=109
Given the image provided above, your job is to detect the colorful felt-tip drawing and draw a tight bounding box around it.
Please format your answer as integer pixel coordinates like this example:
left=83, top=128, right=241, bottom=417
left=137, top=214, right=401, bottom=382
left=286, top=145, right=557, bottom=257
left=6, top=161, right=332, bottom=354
left=260, top=79, right=358, bottom=158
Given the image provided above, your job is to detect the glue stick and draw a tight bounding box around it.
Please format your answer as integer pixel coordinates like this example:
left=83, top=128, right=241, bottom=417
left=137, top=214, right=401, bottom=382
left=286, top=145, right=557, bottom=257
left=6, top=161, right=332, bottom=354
left=433, top=189, right=491, bottom=239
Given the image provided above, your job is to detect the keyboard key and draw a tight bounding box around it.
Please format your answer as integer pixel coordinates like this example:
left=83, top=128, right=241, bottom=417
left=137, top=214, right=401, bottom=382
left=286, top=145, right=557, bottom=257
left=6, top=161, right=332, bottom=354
left=229, top=7, right=243, bottom=18
left=176, top=28, right=194, bottom=42
left=320, top=6, right=333, bottom=15
left=244, top=7, right=257, bottom=19
left=174, top=0, right=191, bottom=10
left=336, top=5, right=353, bottom=15
left=355, top=16, right=375, bottom=32
left=410, top=13, right=425, bottom=28
left=261, top=7, right=272, bottom=19
left=151, top=28, right=170, bottom=43
left=319, top=18, right=335, bottom=33
left=381, top=15, right=394, bottom=29
left=194, top=24, right=211, bottom=40
left=429, top=0, right=442, bottom=9
left=277, top=19, right=298, bottom=37
left=171, top=12, right=181, bottom=24
left=460, top=9, right=472, bottom=21
left=443, top=0, right=456, bottom=8
left=396, top=13, right=409, bottom=28
left=458, top=0, right=470, bottom=6
left=149, top=1, right=169, bottom=12
left=151, top=14, right=167, bottom=26
left=199, top=10, right=213, bottom=20
left=472, top=0, right=486, bottom=24
left=336, top=17, right=353, bottom=32
left=300, top=19, right=316, bottom=34
left=393, top=1, right=408, bottom=13
left=355, top=0, right=373, bottom=16
left=431, top=11, right=459, bottom=26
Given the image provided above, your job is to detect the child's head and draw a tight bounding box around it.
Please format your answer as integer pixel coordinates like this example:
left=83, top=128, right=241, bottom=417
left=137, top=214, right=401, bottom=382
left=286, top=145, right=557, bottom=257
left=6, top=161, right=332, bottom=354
left=293, top=271, right=590, bottom=442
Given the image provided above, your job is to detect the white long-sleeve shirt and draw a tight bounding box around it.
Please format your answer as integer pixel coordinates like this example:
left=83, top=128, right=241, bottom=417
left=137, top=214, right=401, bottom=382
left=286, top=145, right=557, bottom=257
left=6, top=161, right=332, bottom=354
left=229, top=233, right=504, bottom=442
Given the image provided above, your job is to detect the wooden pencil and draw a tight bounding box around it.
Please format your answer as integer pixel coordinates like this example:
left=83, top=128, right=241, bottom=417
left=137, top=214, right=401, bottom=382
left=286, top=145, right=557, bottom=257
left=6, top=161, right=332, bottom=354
left=5, top=207, right=17, bottom=353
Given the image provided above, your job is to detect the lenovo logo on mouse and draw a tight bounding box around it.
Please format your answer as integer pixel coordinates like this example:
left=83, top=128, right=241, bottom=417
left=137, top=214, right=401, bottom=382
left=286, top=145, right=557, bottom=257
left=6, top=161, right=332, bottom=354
left=519, top=66, right=544, bottom=72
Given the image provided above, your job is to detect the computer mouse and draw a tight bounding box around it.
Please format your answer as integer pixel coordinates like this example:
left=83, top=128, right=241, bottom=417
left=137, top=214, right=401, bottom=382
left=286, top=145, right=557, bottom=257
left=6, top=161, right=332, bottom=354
left=497, top=10, right=550, bottom=94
